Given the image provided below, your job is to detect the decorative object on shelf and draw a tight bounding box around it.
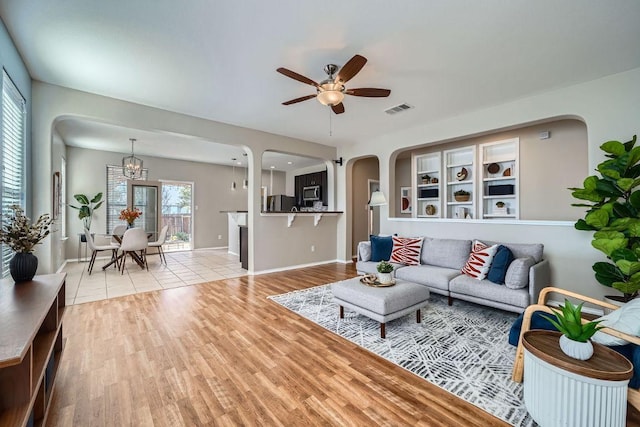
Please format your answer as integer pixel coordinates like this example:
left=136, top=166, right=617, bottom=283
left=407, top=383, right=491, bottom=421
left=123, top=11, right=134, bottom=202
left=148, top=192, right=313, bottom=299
left=122, top=138, right=144, bottom=179
left=487, top=163, right=500, bottom=174
left=495, top=201, right=508, bottom=215
left=455, top=206, right=467, bottom=219
left=541, top=299, right=602, bottom=360
left=376, top=260, right=394, bottom=284
left=570, top=135, right=640, bottom=303
left=425, top=204, right=436, bottom=216
left=503, top=168, right=512, bottom=177
left=0, top=205, right=53, bottom=283
left=496, top=201, right=506, bottom=208
left=400, top=186, right=412, bottom=213
left=421, top=174, right=431, bottom=184
left=119, top=207, right=142, bottom=228
left=69, top=192, right=103, bottom=232
left=454, top=189, right=470, bottom=202
left=431, top=177, right=438, bottom=184
left=456, top=167, right=468, bottom=181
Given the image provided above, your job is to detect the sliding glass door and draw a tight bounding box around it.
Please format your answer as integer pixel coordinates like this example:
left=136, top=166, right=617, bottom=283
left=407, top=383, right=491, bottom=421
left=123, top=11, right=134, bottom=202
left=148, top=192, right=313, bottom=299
left=161, top=181, right=193, bottom=251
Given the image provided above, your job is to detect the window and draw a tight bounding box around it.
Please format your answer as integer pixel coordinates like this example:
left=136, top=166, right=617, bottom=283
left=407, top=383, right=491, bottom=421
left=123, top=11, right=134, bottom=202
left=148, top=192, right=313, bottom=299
left=106, top=165, right=148, bottom=233
left=0, top=70, right=26, bottom=277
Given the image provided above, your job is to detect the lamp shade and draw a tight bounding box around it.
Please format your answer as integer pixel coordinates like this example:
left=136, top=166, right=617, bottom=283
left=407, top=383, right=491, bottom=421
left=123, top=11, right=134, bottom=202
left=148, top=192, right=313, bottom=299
left=369, top=191, right=387, bottom=206
left=317, top=82, right=345, bottom=106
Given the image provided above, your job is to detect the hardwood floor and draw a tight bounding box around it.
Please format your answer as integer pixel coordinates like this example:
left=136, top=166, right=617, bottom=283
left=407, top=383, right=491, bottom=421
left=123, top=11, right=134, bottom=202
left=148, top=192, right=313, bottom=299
left=48, top=263, right=631, bottom=426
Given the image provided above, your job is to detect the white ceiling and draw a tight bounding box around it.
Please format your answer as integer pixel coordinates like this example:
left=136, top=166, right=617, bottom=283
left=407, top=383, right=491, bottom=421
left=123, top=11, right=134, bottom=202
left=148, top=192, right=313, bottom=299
left=2, top=0, right=640, bottom=156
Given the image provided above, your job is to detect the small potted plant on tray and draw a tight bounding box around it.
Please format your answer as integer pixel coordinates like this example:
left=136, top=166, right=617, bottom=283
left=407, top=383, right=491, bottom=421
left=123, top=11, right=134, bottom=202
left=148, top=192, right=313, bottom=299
left=541, top=299, right=602, bottom=360
left=376, top=260, right=394, bottom=284
left=454, top=189, right=470, bottom=202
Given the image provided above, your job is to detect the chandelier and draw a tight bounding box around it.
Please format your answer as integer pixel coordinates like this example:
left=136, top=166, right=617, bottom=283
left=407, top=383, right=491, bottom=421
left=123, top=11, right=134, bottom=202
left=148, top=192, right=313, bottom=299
left=122, top=138, right=143, bottom=179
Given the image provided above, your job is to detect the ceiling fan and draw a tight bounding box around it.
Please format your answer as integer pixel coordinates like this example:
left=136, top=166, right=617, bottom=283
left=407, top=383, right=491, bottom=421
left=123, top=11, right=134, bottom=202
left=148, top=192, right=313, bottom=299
left=277, top=54, right=391, bottom=114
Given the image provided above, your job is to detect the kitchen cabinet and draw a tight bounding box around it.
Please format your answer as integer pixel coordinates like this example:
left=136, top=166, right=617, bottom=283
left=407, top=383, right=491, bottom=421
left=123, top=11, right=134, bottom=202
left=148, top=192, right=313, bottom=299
left=294, top=170, right=328, bottom=206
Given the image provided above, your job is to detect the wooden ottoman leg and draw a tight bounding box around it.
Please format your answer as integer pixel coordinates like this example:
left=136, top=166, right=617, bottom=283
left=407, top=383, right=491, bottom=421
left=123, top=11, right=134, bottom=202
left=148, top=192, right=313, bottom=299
left=339, top=306, right=344, bottom=319
left=416, top=309, right=422, bottom=323
left=380, top=323, right=386, bottom=339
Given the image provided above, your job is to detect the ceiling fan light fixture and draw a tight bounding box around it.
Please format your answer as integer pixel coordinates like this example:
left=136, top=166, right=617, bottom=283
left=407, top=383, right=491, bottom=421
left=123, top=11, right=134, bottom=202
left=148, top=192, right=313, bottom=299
left=317, top=82, right=345, bottom=106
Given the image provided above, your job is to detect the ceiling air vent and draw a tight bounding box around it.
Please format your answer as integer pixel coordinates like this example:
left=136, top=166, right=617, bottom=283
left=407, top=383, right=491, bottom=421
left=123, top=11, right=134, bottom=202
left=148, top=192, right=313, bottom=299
left=384, top=103, right=414, bottom=115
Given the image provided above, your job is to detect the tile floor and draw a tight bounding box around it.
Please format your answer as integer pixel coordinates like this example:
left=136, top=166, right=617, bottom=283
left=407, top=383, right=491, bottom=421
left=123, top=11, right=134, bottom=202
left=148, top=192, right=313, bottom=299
left=62, top=248, right=247, bottom=305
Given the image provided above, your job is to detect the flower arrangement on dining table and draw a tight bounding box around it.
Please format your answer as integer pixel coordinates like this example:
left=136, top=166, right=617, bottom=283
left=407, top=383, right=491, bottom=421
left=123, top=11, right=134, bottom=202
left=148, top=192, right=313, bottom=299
left=119, top=207, right=142, bottom=226
left=0, top=205, right=53, bottom=253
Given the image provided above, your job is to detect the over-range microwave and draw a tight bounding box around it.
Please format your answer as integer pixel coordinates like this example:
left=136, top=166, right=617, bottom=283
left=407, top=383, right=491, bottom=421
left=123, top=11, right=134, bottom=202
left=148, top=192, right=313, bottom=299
left=303, top=185, right=320, bottom=201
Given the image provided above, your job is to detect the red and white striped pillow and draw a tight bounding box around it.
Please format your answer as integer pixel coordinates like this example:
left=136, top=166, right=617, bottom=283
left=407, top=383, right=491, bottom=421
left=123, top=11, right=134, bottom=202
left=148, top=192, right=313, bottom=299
left=390, top=236, right=424, bottom=266
left=461, top=240, right=499, bottom=280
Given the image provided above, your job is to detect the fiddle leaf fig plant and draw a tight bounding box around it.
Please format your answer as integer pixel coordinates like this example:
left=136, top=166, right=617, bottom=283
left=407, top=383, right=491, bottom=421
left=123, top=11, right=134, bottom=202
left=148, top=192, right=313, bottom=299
left=570, top=135, right=640, bottom=301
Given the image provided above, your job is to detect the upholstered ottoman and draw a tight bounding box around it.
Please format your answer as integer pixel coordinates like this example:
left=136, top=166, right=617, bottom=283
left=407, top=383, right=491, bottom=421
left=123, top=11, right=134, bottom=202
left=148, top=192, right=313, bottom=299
left=331, top=277, right=430, bottom=338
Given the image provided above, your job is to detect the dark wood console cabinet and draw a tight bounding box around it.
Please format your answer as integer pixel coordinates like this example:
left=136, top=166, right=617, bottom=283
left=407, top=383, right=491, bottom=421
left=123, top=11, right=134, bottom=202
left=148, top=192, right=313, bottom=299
left=0, top=273, right=66, bottom=427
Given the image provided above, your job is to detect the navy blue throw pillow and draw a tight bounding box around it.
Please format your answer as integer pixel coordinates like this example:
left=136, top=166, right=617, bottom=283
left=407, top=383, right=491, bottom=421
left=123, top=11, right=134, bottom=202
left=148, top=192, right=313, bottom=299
left=487, top=245, right=514, bottom=284
left=370, top=235, right=393, bottom=262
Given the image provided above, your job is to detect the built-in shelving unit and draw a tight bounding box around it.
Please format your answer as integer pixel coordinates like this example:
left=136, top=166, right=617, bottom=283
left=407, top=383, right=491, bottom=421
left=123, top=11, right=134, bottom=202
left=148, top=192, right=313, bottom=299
left=479, top=138, right=519, bottom=219
left=0, top=273, right=66, bottom=427
left=413, top=152, right=442, bottom=218
left=444, top=146, right=476, bottom=219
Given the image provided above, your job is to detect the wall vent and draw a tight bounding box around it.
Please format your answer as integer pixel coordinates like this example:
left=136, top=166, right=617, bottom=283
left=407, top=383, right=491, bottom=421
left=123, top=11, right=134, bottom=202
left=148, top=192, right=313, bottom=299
left=384, top=103, right=414, bottom=115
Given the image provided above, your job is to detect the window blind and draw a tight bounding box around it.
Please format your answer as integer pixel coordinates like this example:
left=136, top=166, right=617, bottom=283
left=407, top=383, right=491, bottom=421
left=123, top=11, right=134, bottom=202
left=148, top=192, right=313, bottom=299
left=106, top=165, right=148, bottom=233
left=1, top=70, right=26, bottom=278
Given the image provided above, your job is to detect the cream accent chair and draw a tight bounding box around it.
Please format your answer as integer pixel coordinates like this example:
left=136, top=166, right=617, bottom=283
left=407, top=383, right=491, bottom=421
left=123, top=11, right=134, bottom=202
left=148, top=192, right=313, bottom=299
left=110, top=224, right=128, bottom=245
left=512, top=286, right=640, bottom=409
left=148, top=225, right=169, bottom=264
left=118, top=228, right=149, bottom=274
left=85, top=229, right=119, bottom=274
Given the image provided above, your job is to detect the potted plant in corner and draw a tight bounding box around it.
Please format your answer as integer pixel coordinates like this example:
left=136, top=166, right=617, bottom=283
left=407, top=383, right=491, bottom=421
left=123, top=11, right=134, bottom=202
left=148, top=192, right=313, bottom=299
left=570, top=135, right=640, bottom=303
left=69, top=192, right=103, bottom=240
left=376, top=260, right=394, bottom=284
left=541, top=299, right=602, bottom=360
left=0, top=205, right=53, bottom=283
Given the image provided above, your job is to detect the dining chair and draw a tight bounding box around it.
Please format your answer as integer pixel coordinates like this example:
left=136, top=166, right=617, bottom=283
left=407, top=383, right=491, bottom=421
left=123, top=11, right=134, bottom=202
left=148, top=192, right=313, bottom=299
left=148, top=225, right=169, bottom=264
left=110, top=224, right=128, bottom=245
left=118, top=227, right=149, bottom=274
left=85, top=229, right=119, bottom=274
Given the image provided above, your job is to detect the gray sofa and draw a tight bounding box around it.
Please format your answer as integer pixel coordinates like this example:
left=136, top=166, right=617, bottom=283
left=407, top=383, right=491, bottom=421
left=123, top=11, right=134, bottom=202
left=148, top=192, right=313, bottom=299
left=356, top=237, right=551, bottom=314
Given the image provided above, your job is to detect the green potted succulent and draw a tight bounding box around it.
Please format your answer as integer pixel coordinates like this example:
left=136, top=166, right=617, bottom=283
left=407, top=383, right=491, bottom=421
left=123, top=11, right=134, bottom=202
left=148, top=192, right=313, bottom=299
left=69, top=192, right=103, bottom=234
left=454, top=189, right=470, bottom=202
left=376, top=260, right=394, bottom=284
left=570, top=135, right=640, bottom=302
left=0, top=205, right=53, bottom=283
left=541, top=299, right=602, bottom=360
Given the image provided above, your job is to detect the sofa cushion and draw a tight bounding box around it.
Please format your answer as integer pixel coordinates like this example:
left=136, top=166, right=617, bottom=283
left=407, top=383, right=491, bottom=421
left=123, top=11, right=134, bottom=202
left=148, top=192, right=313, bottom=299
left=482, top=241, right=544, bottom=263
left=505, top=257, right=535, bottom=289
left=421, top=237, right=472, bottom=270
left=370, top=235, right=393, bottom=262
left=390, top=236, right=424, bottom=266
left=449, top=274, right=530, bottom=308
left=395, top=265, right=461, bottom=291
left=461, top=240, right=498, bottom=280
left=487, top=245, right=514, bottom=284
left=358, top=241, right=371, bottom=262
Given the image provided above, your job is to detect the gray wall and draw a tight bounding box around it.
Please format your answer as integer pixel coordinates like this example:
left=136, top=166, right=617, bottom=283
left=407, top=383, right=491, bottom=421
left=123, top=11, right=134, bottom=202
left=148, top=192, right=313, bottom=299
left=65, top=145, right=284, bottom=260
left=351, top=157, right=379, bottom=255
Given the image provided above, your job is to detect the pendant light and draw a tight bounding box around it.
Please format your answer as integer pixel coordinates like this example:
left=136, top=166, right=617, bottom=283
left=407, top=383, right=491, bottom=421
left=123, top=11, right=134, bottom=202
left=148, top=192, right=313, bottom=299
left=242, top=154, right=248, bottom=189
left=122, top=138, right=143, bottom=179
left=231, top=158, right=237, bottom=191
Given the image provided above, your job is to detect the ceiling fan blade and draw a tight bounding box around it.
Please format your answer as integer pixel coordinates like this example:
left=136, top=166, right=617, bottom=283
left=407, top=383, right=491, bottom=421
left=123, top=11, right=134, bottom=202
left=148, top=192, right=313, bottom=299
left=331, top=103, right=345, bottom=114
left=345, top=88, right=391, bottom=97
left=335, top=54, right=367, bottom=84
left=282, top=94, right=317, bottom=105
left=277, top=67, right=319, bottom=87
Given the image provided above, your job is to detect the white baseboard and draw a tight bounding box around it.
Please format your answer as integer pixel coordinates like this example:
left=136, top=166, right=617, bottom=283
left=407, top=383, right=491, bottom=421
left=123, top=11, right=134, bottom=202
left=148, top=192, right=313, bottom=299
left=56, top=260, right=68, bottom=273
left=228, top=250, right=239, bottom=256
left=251, top=259, right=344, bottom=276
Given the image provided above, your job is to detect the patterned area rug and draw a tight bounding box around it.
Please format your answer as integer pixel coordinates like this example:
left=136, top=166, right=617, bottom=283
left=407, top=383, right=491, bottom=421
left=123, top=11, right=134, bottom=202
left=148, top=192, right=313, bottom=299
left=268, top=282, right=535, bottom=427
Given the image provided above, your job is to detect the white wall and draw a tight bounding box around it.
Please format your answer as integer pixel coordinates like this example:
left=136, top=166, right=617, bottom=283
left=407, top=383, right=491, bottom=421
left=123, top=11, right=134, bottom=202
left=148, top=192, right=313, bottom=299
left=337, top=67, right=640, bottom=301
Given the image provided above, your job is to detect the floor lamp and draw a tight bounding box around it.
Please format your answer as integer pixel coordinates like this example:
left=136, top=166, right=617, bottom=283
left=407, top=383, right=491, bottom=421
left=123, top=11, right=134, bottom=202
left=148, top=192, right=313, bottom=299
left=368, top=191, right=387, bottom=236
